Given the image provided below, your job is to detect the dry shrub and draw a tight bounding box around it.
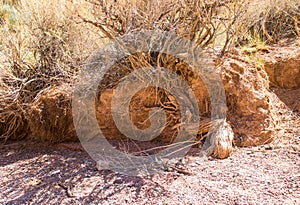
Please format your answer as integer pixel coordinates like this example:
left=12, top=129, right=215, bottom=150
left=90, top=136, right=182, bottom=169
left=81, top=0, right=247, bottom=54
left=96, top=53, right=211, bottom=143
left=0, top=0, right=99, bottom=141
left=0, top=84, right=28, bottom=141
left=77, top=0, right=258, bottom=158
left=236, top=0, right=300, bottom=44
left=76, top=0, right=254, bottom=158
left=85, top=39, right=233, bottom=158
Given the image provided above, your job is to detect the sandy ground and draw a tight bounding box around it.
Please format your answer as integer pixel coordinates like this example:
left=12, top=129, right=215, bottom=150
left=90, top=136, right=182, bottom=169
left=0, top=139, right=299, bottom=205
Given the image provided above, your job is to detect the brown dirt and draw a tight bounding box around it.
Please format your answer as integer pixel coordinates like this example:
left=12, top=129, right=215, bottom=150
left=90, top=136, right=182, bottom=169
left=262, top=38, right=300, bottom=89
left=220, top=57, right=276, bottom=147
left=0, top=139, right=299, bottom=204
left=97, top=85, right=210, bottom=143
left=3, top=39, right=298, bottom=150
left=27, top=85, right=78, bottom=143
left=272, top=88, right=300, bottom=113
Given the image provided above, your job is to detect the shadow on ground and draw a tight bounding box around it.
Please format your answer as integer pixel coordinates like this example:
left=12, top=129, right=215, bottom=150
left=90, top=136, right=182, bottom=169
left=0, top=141, right=171, bottom=204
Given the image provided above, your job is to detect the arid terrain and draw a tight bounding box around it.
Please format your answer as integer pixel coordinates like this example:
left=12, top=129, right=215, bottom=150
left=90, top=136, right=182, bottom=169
left=1, top=0, right=299, bottom=204
left=0, top=138, right=299, bottom=204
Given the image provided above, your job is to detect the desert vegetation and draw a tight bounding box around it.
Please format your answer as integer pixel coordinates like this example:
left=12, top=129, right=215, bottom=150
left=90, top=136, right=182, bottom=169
left=0, top=0, right=299, bottom=154
left=0, top=0, right=299, bottom=204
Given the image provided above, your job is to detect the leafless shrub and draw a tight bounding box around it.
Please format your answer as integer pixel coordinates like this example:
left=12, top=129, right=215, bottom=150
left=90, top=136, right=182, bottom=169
left=80, top=0, right=247, bottom=55
left=75, top=0, right=242, bottom=159
left=236, top=0, right=300, bottom=44
left=0, top=0, right=98, bottom=141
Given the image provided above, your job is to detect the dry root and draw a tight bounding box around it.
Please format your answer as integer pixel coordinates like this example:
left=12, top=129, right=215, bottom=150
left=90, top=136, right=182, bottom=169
left=202, top=120, right=234, bottom=159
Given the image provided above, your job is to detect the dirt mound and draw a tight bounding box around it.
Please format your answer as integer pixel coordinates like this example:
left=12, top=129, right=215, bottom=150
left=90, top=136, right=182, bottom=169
left=97, top=79, right=210, bottom=143
left=68, top=51, right=281, bottom=148
left=27, top=85, right=77, bottom=143
left=95, top=52, right=283, bottom=153
left=261, top=39, right=300, bottom=89
left=2, top=40, right=298, bottom=159
left=24, top=55, right=288, bottom=148
left=220, top=58, right=276, bottom=147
